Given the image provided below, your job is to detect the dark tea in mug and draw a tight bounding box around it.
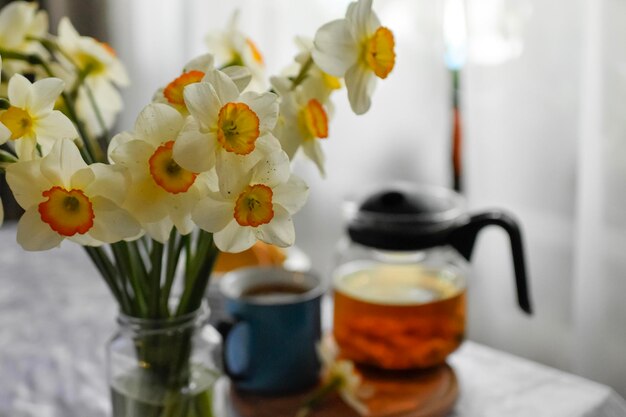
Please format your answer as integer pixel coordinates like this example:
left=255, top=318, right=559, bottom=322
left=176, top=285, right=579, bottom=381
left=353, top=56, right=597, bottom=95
left=242, top=283, right=309, bottom=297
left=333, top=263, right=466, bottom=370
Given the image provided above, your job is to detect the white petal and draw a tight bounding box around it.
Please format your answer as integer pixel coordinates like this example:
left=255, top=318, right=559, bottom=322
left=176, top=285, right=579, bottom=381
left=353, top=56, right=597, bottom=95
left=273, top=175, right=310, bottom=214
left=14, top=135, right=37, bottom=160
left=8, top=73, right=32, bottom=108
left=183, top=82, right=221, bottom=129
left=109, top=138, right=153, bottom=171
left=144, top=218, right=175, bottom=243
left=345, top=64, right=376, bottom=115
left=215, top=150, right=253, bottom=196
left=202, top=69, right=240, bottom=104
left=239, top=91, right=279, bottom=132
left=89, top=196, right=141, bottom=243
left=254, top=132, right=283, bottom=155
left=346, top=0, right=380, bottom=38
left=214, top=220, right=256, bottom=253
left=255, top=205, right=295, bottom=248
left=134, top=103, right=184, bottom=146
left=184, top=53, right=215, bottom=73
left=276, top=122, right=303, bottom=160
left=108, top=59, right=130, bottom=87
left=170, top=200, right=196, bottom=235
left=123, top=176, right=169, bottom=224
left=251, top=149, right=291, bottom=188
left=30, top=78, right=65, bottom=116
left=312, top=20, right=357, bottom=76
left=302, top=139, right=326, bottom=177
left=0, top=3, right=32, bottom=48
left=107, top=131, right=134, bottom=162
left=68, top=232, right=102, bottom=247
left=17, top=206, right=64, bottom=251
left=40, top=139, right=87, bottom=188
left=0, top=122, right=11, bottom=144
left=269, top=76, right=293, bottom=97
left=80, top=163, right=129, bottom=206
left=30, top=10, right=49, bottom=38
left=192, top=195, right=234, bottom=233
left=35, top=110, right=79, bottom=142
left=69, top=165, right=95, bottom=191
left=222, top=65, right=252, bottom=93
left=5, top=159, right=50, bottom=208
left=88, top=78, right=123, bottom=113
left=172, top=120, right=217, bottom=173
left=58, top=17, right=80, bottom=44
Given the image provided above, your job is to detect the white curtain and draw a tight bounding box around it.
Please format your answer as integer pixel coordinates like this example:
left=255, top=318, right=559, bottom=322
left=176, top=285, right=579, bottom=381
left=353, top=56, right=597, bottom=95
left=103, top=0, right=626, bottom=396
left=464, top=0, right=626, bottom=396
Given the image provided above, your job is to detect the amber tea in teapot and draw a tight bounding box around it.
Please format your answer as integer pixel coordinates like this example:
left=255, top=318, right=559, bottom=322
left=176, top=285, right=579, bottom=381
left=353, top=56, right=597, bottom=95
left=332, top=183, right=532, bottom=371
left=333, top=262, right=465, bottom=369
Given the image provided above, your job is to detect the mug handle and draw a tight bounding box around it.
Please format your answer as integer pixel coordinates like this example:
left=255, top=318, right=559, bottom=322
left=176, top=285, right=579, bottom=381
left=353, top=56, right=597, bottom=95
left=217, top=319, right=252, bottom=381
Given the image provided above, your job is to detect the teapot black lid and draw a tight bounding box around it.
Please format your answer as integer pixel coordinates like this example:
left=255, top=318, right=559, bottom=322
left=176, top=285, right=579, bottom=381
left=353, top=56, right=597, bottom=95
left=346, top=183, right=466, bottom=251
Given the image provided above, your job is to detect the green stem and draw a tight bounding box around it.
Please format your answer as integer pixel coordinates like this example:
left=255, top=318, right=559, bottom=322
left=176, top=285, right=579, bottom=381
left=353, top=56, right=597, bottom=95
left=0, top=149, right=18, bottom=164
left=175, top=232, right=218, bottom=316
left=160, top=232, right=187, bottom=317
left=112, top=242, right=148, bottom=317
left=299, top=375, right=343, bottom=414
left=149, top=240, right=164, bottom=317
left=290, top=56, right=314, bottom=89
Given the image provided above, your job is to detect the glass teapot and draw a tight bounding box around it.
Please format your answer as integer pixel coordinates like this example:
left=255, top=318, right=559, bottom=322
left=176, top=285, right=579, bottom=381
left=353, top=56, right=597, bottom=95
left=331, top=183, right=531, bottom=370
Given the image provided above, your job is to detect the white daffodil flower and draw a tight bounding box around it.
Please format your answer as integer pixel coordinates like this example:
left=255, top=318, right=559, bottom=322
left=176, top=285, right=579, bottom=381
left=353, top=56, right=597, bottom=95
left=0, top=1, right=48, bottom=74
left=152, top=54, right=215, bottom=115
left=272, top=80, right=331, bottom=176
left=0, top=73, right=78, bottom=160
left=312, top=0, right=395, bottom=114
left=56, top=17, right=129, bottom=137
left=192, top=150, right=309, bottom=253
left=205, top=11, right=266, bottom=91
left=5, top=139, right=141, bottom=251
left=109, top=103, right=213, bottom=243
left=173, top=68, right=280, bottom=193
left=297, top=336, right=373, bottom=417
left=286, top=36, right=343, bottom=103
left=317, top=335, right=372, bottom=416
left=153, top=54, right=252, bottom=117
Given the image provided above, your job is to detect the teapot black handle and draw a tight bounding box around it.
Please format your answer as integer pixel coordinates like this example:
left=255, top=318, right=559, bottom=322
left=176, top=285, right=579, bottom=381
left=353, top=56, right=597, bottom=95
left=450, top=211, right=532, bottom=314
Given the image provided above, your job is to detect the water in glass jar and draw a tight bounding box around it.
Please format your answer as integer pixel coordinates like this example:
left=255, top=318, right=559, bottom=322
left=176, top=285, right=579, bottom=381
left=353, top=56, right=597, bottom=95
left=110, top=365, right=218, bottom=417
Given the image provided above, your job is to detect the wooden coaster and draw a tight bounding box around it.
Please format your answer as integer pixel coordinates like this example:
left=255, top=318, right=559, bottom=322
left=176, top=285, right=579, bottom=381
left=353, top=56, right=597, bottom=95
left=230, top=363, right=458, bottom=417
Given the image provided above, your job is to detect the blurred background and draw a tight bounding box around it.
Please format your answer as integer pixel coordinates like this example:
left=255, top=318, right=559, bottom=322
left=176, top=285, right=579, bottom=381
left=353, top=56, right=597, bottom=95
left=2, top=0, right=625, bottom=397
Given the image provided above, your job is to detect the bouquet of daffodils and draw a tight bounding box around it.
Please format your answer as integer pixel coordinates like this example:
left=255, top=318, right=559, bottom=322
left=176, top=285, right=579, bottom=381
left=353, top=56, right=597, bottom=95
left=0, top=0, right=395, bottom=321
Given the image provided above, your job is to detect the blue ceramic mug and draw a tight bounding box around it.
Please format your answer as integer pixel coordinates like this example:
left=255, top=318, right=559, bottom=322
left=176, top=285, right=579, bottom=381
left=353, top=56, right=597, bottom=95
left=218, top=267, right=324, bottom=394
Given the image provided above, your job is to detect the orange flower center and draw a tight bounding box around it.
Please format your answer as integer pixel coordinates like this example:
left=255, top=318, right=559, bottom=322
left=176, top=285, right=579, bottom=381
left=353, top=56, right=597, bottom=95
left=217, top=102, right=260, bottom=155
left=364, top=27, right=396, bottom=79
left=163, top=70, right=205, bottom=110
left=38, top=186, right=95, bottom=236
left=246, top=38, right=264, bottom=65
left=0, top=106, right=33, bottom=140
left=149, top=141, right=197, bottom=194
left=298, top=99, right=328, bottom=140
left=234, top=184, right=274, bottom=227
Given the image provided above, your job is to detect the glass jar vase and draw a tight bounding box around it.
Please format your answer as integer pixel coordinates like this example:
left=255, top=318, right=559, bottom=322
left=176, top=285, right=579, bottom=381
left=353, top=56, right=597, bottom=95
left=108, top=302, right=220, bottom=417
